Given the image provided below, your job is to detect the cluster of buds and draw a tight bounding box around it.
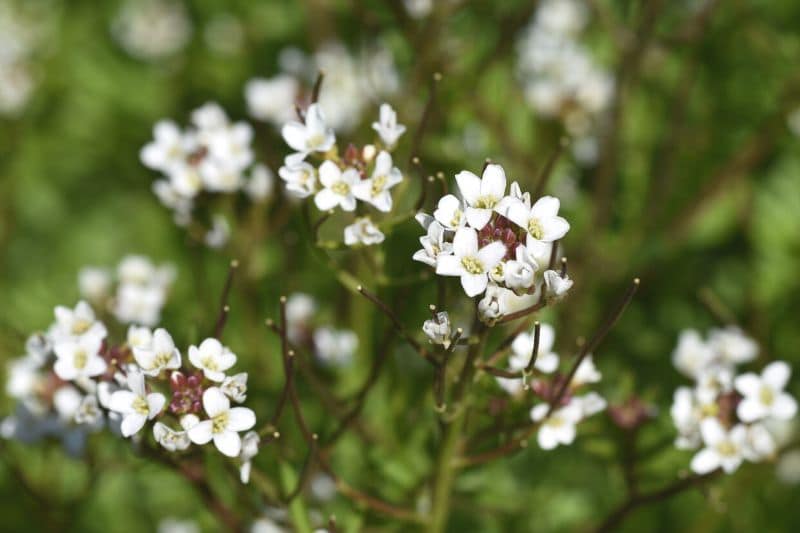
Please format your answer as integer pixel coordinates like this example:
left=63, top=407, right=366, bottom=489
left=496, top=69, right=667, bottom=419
left=169, top=371, right=204, bottom=415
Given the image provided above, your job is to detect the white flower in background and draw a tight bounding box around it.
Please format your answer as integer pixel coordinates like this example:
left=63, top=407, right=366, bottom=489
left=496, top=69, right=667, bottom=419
left=314, top=161, right=359, bottom=211
left=535, top=0, right=588, bottom=35
left=509, top=323, right=560, bottom=373
left=286, top=293, right=316, bottom=344
left=313, top=327, right=358, bottom=367
left=52, top=386, right=83, bottom=421
left=117, top=255, right=174, bottom=287
left=114, top=283, right=166, bottom=327
left=245, top=74, right=299, bottom=126
left=205, top=122, right=255, bottom=175
left=239, top=430, right=260, bottom=484
left=543, top=269, right=573, bottom=300
left=503, top=244, right=539, bottom=292
left=575, top=391, right=607, bottom=418
left=506, top=196, right=570, bottom=247
left=133, top=328, right=181, bottom=377
left=571, top=354, right=601, bottom=386
left=6, top=356, right=43, bottom=400
left=108, top=370, right=165, bottom=437
left=744, top=423, right=777, bottom=461
left=188, top=338, right=237, bottom=382
left=413, top=214, right=452, bottom=267
left=433, top=194, right=467, bottom=230
left=140, top=121, right=194, bottom=174
left=672, top=329, right=716, bottom=379
left=74, top=395, right=104, bottom=427
left=530, top=401, right=583, bottom=450
left=776, top=450, right=800, bottom=485
left=52, top=301, right=107, bottom=341
left=246, top=164, right=275, bottom=202
left=78, top=267, right=112, bottom=304
left=708, top=327, right=758, bottom=366
left=436, top=227, right=507, bottom=297
left=221, top=373, right=248, bottom=403
left=157, top=517, right=200, bottom=533
left=353, top=151, right=403, bottom=212
left=204, top=214, right=231, bottom=249
left=454, top=164, right=507, bottom=230
left=187, top=387, right=256, bottom=457
left=153, top=418, right=192, bottom=451
left=281, top=103, right=336, bottom=163
left=690, top=419, right=747, bottom=474
left=344, top=217, right=385, bottom=246
left=735, top=361, right=797, bottom=423
left=423, top=312, right=452, bottom=348
left=198, top=160, right=244, bottom=193
left=191, top=102, right=229, bottom=134
left=372, top=103, right=406, bottom=147
left=53, top=334, right=107, bottom=381
left=279, top=161, right=317, bottom=198
left=670, top=386, right=705, bottom=450
left=111, top=0, right=192, bottom=61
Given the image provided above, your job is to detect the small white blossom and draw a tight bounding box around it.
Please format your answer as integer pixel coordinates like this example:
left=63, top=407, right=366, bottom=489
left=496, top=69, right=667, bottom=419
left=187, top=387, right=256, bottom=457
left=412, top=214, right=452, bottom=267
left=672, top=329, right=716, bottom=380
left=435, top=227, right=506, bottom=297
left=53, top=334, right=107, bottom=381
left=735, top=361, right=797, bottom=423
left=286, top=293, right=316, bottom=344
left=433, top=194, right=467, bottom=231
left=543, top=269, right=573, bottom=300
left=571, top=354, right=601, bottom=386
left=454, top=164, right=507, bottom=230
left=281, top=103, right=336, bottom=162
left=503, top=244, right=539, bottom=292
left=188, top=338, right=237, bottom=382
left=279, top=161, right=317, bottom=198
left=140, top=120, right=194, bottom=174
left=245, top=74, right=299, bottom=126
left=127, top=325, right=153, bottom=350
left=530, top=401, right=583, bottom=450
left=708, top=327, right=758, bottom=366
left=239, top=430, right=260, bottom=483
left=246, top=164, right=275, bottom=201
left=52, top=301, right=107, bottom=342
left=108, top=370, right=166, bottom=437
left=344, top=217, right=385, bottom=246
left=133, top=328, right=181, bottom=377
left=78, top=267, right=112, bottom=303
left=314, top=161, right=359, bottom=212
left=371, top=103, right=406, bottom=147
left=221, top=373, right=248, bottom=403
left=313, top=327, right=358, bottom=367
left=509, top=323, right=560, bottom=374
left=690, top=419, right=747, bottom=474
left=153, top=418, right=192, bottom=451
left=506, top=195, right=570, bottom=247
left=477, top=284, right=513, bottom=323
left=423, top=312, right=452, bottom=348
left=352, top=151, right=403, bottom=212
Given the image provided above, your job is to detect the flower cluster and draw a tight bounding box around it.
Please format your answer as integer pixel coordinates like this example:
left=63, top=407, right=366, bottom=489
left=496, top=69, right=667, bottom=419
left=246, top=41, right=399, bottom=132
left=516, top=0, right=614, bottom=163
left=111, top=0, right=192, bottom=61
left=670, top=327, right=798, bottom=474
left=141, top=102, right=274, bottom=248
left=279, top=102, right=407, bottom=247
left=79, top=255, right=175, bottom=327
left=0, top=2, right=46, bottom=115
left=2, top=300, right=259, bottom=473
left=285, top=293, right=358, bottom=367
left=414, top=163, right=572, bottom=321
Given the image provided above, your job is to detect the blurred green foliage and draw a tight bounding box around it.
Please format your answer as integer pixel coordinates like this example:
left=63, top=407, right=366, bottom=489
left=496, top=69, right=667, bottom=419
left=1, top=0, right=800, bottom=532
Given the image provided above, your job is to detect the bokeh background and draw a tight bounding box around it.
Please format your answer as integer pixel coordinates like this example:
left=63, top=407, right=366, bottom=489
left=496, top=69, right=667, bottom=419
left=1, top=0, right=800, bottom=531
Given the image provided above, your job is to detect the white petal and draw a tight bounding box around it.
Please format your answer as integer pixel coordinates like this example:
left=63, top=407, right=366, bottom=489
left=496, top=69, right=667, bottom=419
left=281, top=122, right=308, bottom=152
left=317, top=161, right=341, bottom=188
left=734, top=373, right=761, bottom=397
left=455, top=171, right=481, bottom=204
left=505, top=200, right=531, bottom=228
left=203, top=387, right=230, bottom=417
left=465, top=207, right=492, bottom=230
left=480, top=164, right=506, bottom=199
left=762, top=361, right=791, bottom=390
left=530, top=196, right=561, bottom=218
left=435, top=255, right=464, bottom=276
left=187, top=420, right=214, bottom=444
left=314, top=188, right=341, bottom=211
left=227, top=407, right=256, bottom=432
left=126, top=370, right=146, bottom=396
left=477, top=242, right=508, bottom=270
left=700, top=418, right=726, bottom=445
left=737, top=398, right=767, bottom=423
left=537, top=426, right=559, bottom=450
left=539, top=216, right=570, bottom=241
left=108, top=391, right=137, bottom=414
left=452, top=227, right=478, bottom=257
left=461, top=273, right=488, bottom=297
left=214, top=431, right=242, bottom=457
left=772, top=394, right=798, bottom=420
left=147, top=393, right=166, bottom=418
left=691, top=448, right=720, bottom=474
left=535, top=352, right=559, bottom=373
left=121, top=413, right=147, bottom=437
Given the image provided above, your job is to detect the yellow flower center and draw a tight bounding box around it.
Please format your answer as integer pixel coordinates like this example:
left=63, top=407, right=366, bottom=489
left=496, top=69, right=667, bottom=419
left=528, top=218, right=544, bottom=240
left=461, top=256, right=485, bottom=275
left=73, top=349, right=88, bottom=370
left=201, top=356, right=219, bottom=372
left=152, top=351, right=172, bottom=369
left=450, top=210, right=463, bottom=228
left=72, top=319, right=92, bottom=335
left=306, top=133, right=326, bottom=150
left=491, top=263, right=504, bottom=279
left=370, top=175, right=388, bottom=197
left=699, top=403, right=719, bottom=418
left=212, top=412, right=229, bottom=434
left=132, top=396, right=150, bottom=415
left=759, top=386, right=774, bottom=406
left=331, top=181, right=350, bottom=196
left=474, top=195, right=498, bottom=209
left=717, top=441, right=737, bottom=457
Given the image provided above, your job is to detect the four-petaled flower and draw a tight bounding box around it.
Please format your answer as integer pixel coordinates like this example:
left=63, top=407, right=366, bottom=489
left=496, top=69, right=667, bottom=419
left=454, top=164, right=507, bottom=230
left=108, top=370, right=166, bottom=437
left=187, top=387, right=256, bottom=457
left=281, top=103, right=336, bottom=163
left=506, top=195, right=570, bottom=247
left=372, top=103, right=406, bottom=147
left=436, top=227, right=506, bottom=297
left=188, top=338, right=237, bottom=382
left=690, top=418, right=747, bottom=474
left=735, top=361, right=797, bottom=423
left=314, top=161, right=359, bottom=212
left=53, top=334, right=107, bottom=381
left=133, top=328, right=181, bottom=377
left=353, top=151, right=403, bottom=212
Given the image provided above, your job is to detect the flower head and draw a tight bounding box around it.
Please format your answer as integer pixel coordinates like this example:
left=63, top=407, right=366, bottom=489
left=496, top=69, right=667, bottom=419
left=454, top=164, right=507, bottom=230
left=186, top=387, right=256, bottom=457
left=314, top=161, right=359, bottom=212
left=188, top=338, right=237, bottom=382
left=108, top=370, right=166, bottom=437
left=281, top=103, right=336, bottom=162
left=435, top=227, right=506, bottom=297
left=371, top=103, right=406, bottom=147
left=735, top=361, right=797, bottom=423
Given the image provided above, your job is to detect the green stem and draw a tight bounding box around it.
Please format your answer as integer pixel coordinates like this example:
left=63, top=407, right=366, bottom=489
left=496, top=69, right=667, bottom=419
left=428, top=325, right=488, bottom=533
left=279, top=461, right=313, bottom=533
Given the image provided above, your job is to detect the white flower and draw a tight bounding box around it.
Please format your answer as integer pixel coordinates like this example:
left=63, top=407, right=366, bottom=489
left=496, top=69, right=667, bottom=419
left=221, top=373, right=248, bottom=403
left=53, top=386, right=83, bottom=421
left=198, top=160, right=244, bottom=193
left=735, top=361, right=797, bottom=423
left=113, top=283, right=165, bottom=327
left=543, top=269, right=573, bottom=300
left=5, top=356, right=43, bottom=400
left=371, top=103, right=406, bottom=147
left=78, top=267, right=112, bottom=303
left=423, top=312, right=452, bottom=348
left=413, top=214, right=452, bottom=267
left=344, top=217, right=385, bottom=246
left=140, top=120, right=193, bottom=173
left=670, top=386, right=702, bottom=449
left=530, top=401, right=583, bottom=450
left=153, top=418, right=193, bottom=451
left=74, top=395, right=104, bottom=427
left=246, top=164, right=275, bottom=201
left=188, top=338, right=237, bottom=382
left=187, top=387, right=256, bottom=457
left=245, top=74, right=299, bottom=125
left=708, top=327, right=758, bottom=366
left=286, top=293, right=316, bottom=344
left=204, top=214, right=231, bottom=249
left=690, top=419, right=747, bottom=474
left=133, top=328, right=181, bottom=377
left=509, top=323, right=560, bottom=373
left=192, top=102, right=229, bottom=133
left=53, top=334, right=107, bottom=381
left=352, top=151, right=403, bottom=212
left=503, top=244, right=539, bottom=292
left=433, top=194, right=467, bottom=230
left=205, top=122, right=255, bottom=173
left=108, top=370, right=166, bottom=438
left=454, top=164, right=507, bottom=230
left=435, top=227, right=507, bottom=297
left=127, top=327, right=153, bottom=354
left=672, top=329, right=716, bottom=379
left=314, top=161, right=359, bottom=212
left=239, top=430, right=260, bottom=483
left=743, top=423, right=776, bottom=461
left=575, top=391, right=607, bottom=418
left=281, top=103, right=336, bottom=162
left=506, top=196, right=570, bottom=247
left=52, top=301, right=107, bottom=341
left=313, top=327, right=358, bottom=367
left=571, top=354, right=601, bottom=386
left=776, top=450, right=800, bottom=485
left=279, top=161, right=317, bottom=198
left=477, top=284, right=513, bottom=323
